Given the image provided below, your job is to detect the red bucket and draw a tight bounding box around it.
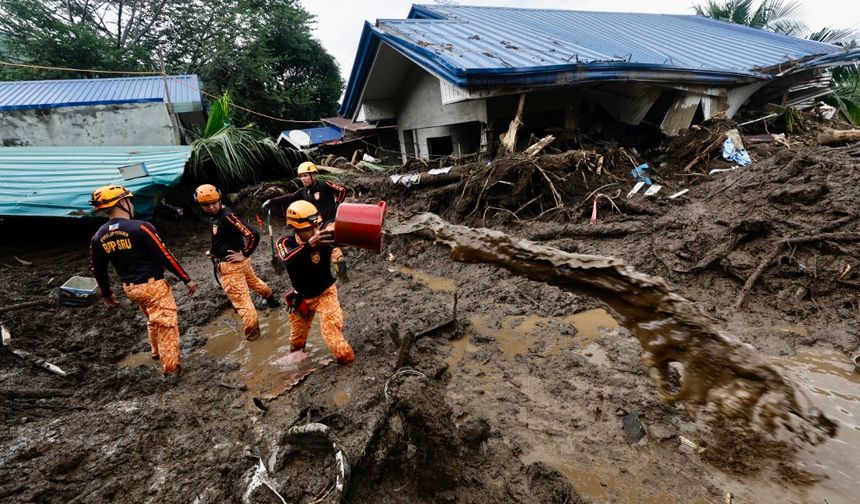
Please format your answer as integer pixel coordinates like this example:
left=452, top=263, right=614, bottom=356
left=334, top=201, right=387, bottom=252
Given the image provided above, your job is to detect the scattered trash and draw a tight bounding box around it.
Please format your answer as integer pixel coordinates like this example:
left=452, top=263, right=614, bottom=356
left=427, top=166, right=452, bottom=175
left=836, top=263, right=852, bottom=282
left=389, top=173, right=421, bottom=187
left=853, top=355, right=860, bottom=373
left=721, top=137, right=751, bottom=166
left=668, top=189, right=689, bottom=199
left=59, top=276, right=99, bottom=307
left=385, top=252, right=396, bottom=262
left=725, top=491, right=733, bottom=504
left=242, top=450, right=287, bottom=504
left=1, top=324, right=10, bottom=346
left=679, top=436, right=705, bottom=453
left=9, top=348, right=69, bottom=377
left=283, top=423, right=351, bottom=499
left=709, top=166, right=740, bottom=175
left=643, top=184, right=662, bottom=197
left=630, top=163, right=653, bottom=184
left=13, top=256, right=32, bottom=266
left=622, top=412, right=646, bottom=444
left=362, top=152, right=381, bottom=163
left=384, top=367, right=427, bottom=401
left=626, top=181, right=645, bottom=198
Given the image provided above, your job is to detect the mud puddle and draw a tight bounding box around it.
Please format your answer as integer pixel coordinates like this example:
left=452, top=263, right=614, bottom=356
left=119, top=308, right=332, bottom=399
left=775, top=350, right=860, bottom=503
left=466, top=309, right=618, bottom=361
left=395, top=213, right=836, bottom=439
left=396, top=266, right=457, bottom=292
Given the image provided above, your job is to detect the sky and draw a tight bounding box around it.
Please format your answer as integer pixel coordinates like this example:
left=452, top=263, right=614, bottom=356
left=299, top=0, right=860, bottom=82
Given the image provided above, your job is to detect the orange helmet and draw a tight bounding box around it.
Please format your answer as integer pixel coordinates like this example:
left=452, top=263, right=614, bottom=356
left=286, top=200, right=320, bottom=229
left=90, top=185, right=133, bottom=209
left=194, top=184, right=221, bottom=204
left=297, top=161, right=318, bottom=175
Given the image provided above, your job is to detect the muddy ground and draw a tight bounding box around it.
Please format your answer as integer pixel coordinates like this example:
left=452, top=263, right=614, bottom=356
left=1, top=138, right=859, bottom=503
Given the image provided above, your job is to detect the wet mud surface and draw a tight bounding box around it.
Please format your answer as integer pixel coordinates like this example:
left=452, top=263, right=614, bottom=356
left=2, top=142, right=859, bottom=503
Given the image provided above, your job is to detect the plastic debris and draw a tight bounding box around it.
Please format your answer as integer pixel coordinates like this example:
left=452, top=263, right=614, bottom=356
left=721, top=138, right=751, bottom=166
left=388, top=173, right=421, bottom=187
left=669, top=189, right=689, bottom=199
left=627, top=181, right=645, bottom=198
left=427, top=166, right=452, bottom=175
left=709, top=166, right=740, bottom=175
left=630, top=163, right=653, bottom=184
left=643, top=184, right=662, bottom=196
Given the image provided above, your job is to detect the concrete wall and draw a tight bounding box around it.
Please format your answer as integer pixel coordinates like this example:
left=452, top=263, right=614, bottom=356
left=0, top=102, right=178, bottom=146
left=394, top=66, right=487, bottom=160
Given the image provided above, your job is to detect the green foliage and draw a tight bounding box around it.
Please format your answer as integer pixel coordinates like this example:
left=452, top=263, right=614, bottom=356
left=202, top=92, right=232, bottom=139
left=0, top=0, right=343, bottom=133
left=692, top=0, right=807, bottom=33
left=822, top=65, right=860, bottom=126
left=190, top=92, right=288, bottom=187
left=190, top=126, right=287, bottom=187
left=782, top=106, right=807, bottom=133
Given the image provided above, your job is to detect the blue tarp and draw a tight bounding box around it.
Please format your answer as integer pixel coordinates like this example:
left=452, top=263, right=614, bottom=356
left=0, top=146, right=192, bottom=218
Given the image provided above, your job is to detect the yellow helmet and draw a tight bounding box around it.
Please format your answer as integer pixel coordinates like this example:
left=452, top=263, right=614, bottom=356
left=90, top=185, right=133, bottom=209
left=286, top=200, right=320, bottom=229
left=194, top=184, right=221, bottom=204
left=297, top=161, right=318, bottom=175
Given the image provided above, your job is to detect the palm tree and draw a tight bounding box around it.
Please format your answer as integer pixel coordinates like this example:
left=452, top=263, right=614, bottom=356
left=188, top=92, right=288, bottom=187
left=692, top=0, right=807, bottom=36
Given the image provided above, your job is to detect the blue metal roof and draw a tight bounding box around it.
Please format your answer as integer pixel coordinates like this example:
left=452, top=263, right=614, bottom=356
left=339, top=4, right=860, bottom=117
left=0, top=145, right=192, bottom=218
left=300, top=126, right=344, bottom=145
left=0, top=75, right=203, bottom=113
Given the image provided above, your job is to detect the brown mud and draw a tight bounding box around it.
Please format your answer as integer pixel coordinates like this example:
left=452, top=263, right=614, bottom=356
left=2, top=140, right=860, bottom=503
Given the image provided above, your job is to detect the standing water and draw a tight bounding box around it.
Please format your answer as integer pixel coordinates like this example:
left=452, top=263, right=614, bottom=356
left=393, top=214, right=836, bottom=442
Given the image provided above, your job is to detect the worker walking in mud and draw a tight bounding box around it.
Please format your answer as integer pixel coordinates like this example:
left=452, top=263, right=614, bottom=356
left=262, top=161, right=348, bottom=277
left=276, top=200, right=355, bottom=365
left=89, top=185, right=196, bottom=376
left=195, top=184, right=280, bottom=341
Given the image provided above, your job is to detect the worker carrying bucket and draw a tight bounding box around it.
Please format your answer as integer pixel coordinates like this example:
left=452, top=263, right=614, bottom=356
left=276, top=200, right=356, bottom=364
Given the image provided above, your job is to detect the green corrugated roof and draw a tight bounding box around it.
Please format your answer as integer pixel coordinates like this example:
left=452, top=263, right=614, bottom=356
left=0, top=145, right=192, bottom=218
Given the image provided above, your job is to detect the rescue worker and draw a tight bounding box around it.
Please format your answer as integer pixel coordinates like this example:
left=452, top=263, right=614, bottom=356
left=262, top=161, right=348, bottom=277
left=89, top=185, right=196, bottom=376
left=194, top=184, right=279, bottom=341
left=275, top=200, right=355, bottom=365
left=262, top=161, right=346, bottom=224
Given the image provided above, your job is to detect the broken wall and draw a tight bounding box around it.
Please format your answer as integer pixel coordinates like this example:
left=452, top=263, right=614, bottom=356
left=395, top=66, right=487, bottom=160
left=0, top=102, right=178, bottom=147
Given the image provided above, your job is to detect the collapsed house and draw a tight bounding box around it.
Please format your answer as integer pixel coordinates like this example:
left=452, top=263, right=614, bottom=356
left=0, top=75, right=203, bottom=218
left=339, top=4, right=860, bottom=161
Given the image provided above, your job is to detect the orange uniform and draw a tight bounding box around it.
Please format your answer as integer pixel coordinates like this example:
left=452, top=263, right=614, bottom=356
left=208, top=205, right=274, bottom=340
left=90, top=218, right=192, bottom=373
left=276, top=233, right=355, bottom=364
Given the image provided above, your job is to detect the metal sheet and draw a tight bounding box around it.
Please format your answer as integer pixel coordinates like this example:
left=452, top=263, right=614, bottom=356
left=0, top=75, right=203, bottom=113
left=339, top=5, right=856, bottom=118
left=0, top=146, right=192, bottom=218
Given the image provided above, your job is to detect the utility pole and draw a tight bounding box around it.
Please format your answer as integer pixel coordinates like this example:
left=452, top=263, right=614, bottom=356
left=158, top=52, right=183, bottom=145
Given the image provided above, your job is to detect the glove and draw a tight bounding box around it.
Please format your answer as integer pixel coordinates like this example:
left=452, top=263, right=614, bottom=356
left=333, top=258, right=349, bottom=282
left=262, top=199, right=271, bottom=210
left=285, top=291, right=311, bottom=318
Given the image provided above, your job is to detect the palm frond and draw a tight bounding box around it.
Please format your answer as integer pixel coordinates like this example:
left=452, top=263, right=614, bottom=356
left=189, top=125, right=287, bottom=186
left=202, top=92, right=231, bottom=138
left=808, top=27, right=859, bottom=44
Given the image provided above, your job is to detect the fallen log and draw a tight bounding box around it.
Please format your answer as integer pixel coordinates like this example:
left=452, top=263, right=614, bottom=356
left=524, top=135, right=556, bottom=157
left=498, top=94, right=526, bottom=155
left=818, top=128, right=860, bottom=146
left=682, top=134, right=724, bottom=172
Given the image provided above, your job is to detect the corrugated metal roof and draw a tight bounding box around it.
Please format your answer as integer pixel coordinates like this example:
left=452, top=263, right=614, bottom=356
left=339, top=4, right=860, bottom=117
left=0, top=145, right=192, bottom=218
left=322, top=116, right=378, bottom=132
left=0, top=75, right=203, bottom=113
left=398, top=5, right=841, bottom=73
